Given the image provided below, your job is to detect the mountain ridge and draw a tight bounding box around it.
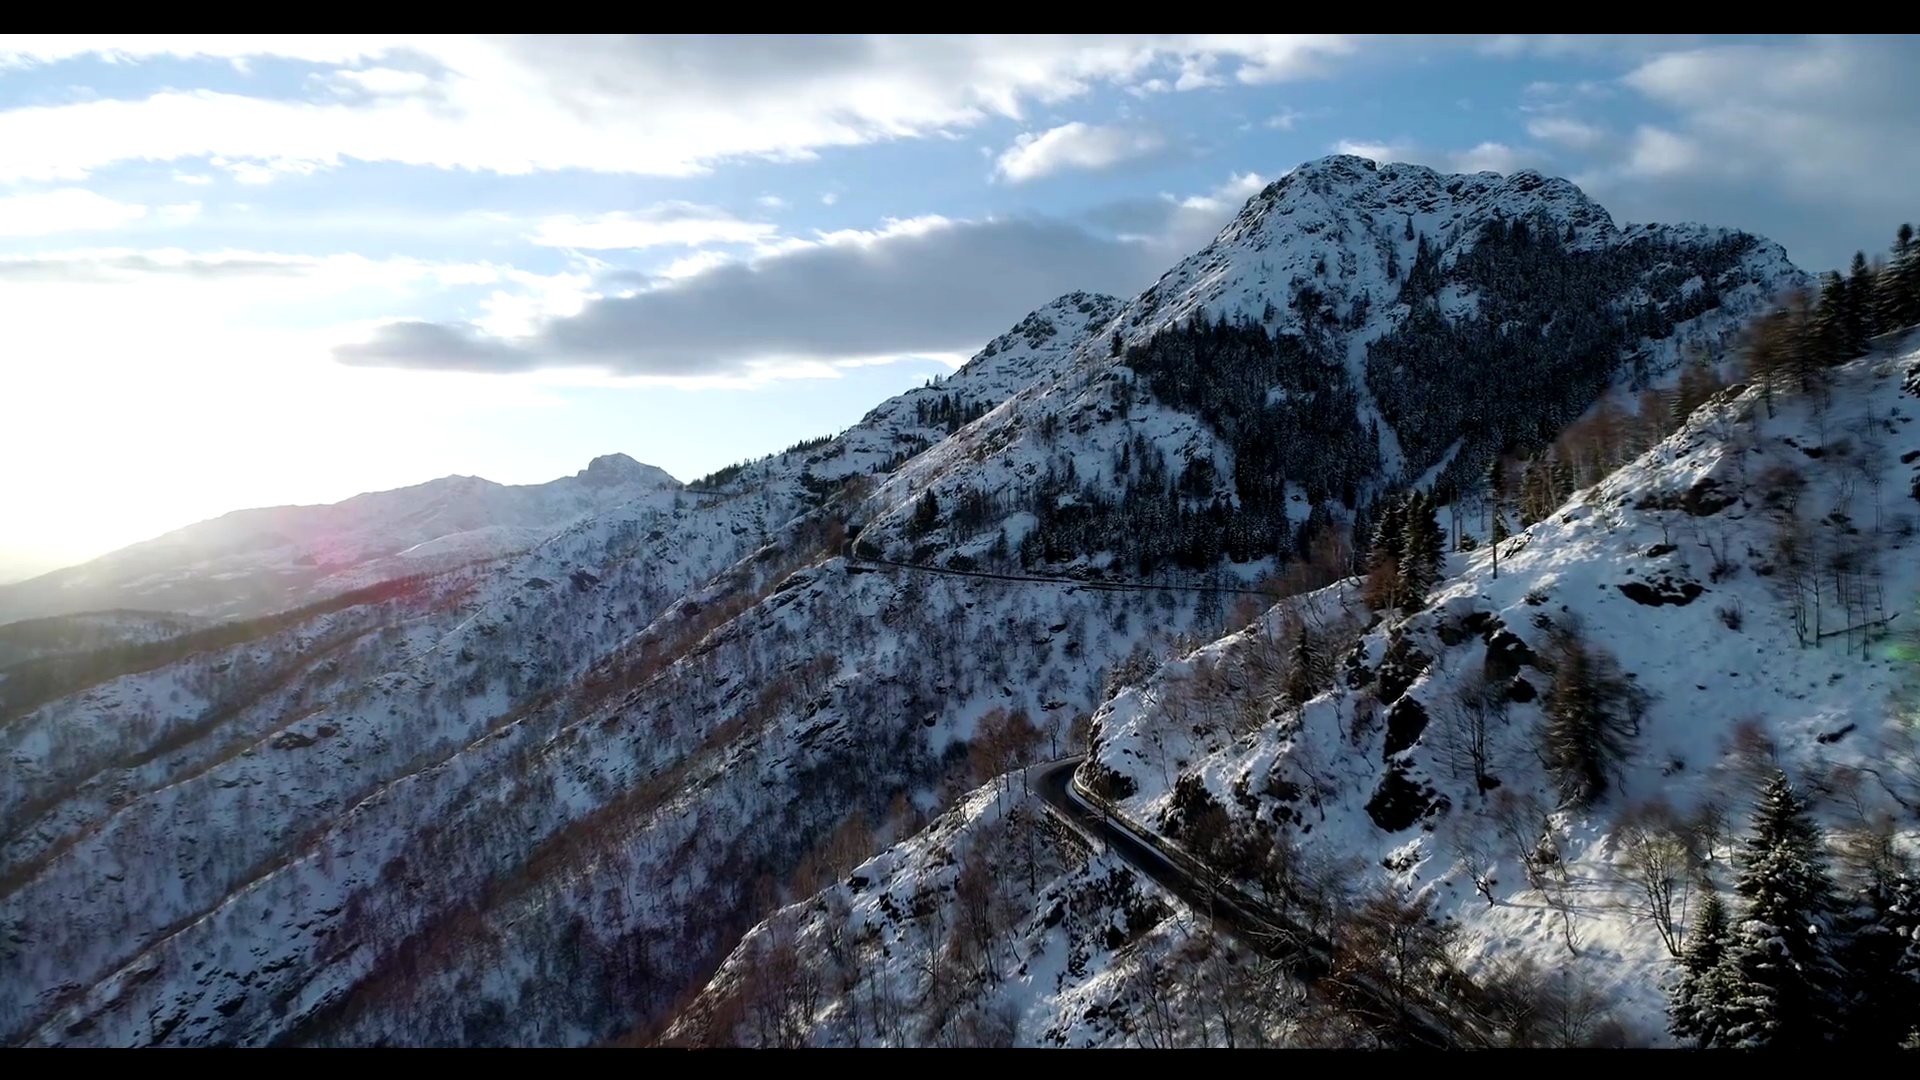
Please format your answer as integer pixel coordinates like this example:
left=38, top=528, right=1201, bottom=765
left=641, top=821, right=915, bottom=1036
left=673, top=331, right=1920, bottom=1048
left=0, top=452, right=684, bottom=627
left=0, top=156, right=1840, bottom=1048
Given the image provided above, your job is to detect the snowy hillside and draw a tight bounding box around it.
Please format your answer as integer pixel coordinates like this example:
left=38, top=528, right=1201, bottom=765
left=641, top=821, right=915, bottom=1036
left=0, top=453, right=682, bottom=625
left=687, top=334, right=1920, bottom=1046
left=0, top=155, right=1842, bottom=1050
left=0, top=292, right=1126, bottom=1048
left=1085, top=338, right=1920, bottom=1043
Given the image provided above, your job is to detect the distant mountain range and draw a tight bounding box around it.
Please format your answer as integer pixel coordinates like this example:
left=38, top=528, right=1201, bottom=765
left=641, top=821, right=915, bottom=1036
left=0, top=454, right=681, bottom=626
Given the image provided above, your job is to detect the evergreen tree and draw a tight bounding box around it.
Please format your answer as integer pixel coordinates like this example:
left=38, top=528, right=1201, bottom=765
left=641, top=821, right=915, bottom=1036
left=1519, top=457, right=1552, bottom=526
left=1540, top=624, right=1636, bottom=807
left=909, top=490, right=940, bottom=539
left=1670, top=885, right=1732, bottom=1047
left=1848, top=251, right=1879, bottom=347
left=1836, top=867, right=1920, bottom=1047
left=1718, top=771, right=1846, bottom=1048
left=1878, top=224, right=1920, bottom=335
left=1396, top=491, right=1443, bottom=613
left=1283, top=623, right=1320, bottom=706
left=1370, top=495, right=1407, bottom=572
left=1810, top=272, right=1851, bottom=362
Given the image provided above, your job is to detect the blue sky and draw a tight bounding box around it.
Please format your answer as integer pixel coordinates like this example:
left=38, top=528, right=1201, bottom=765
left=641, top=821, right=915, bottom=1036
left=2, top=34, right=1916, bottom=579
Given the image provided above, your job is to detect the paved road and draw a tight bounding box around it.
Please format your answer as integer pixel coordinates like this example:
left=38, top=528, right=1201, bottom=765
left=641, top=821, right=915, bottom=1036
left=1031, top=757, right=1457, bottom=1049
left=1032, top=758, right=1317, bottom=967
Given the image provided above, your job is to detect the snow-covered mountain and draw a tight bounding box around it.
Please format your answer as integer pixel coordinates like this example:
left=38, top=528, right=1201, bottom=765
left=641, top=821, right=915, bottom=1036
left=0, top=290, right=1123, bottom=1047
left=852, top=155, right=1801, bottom=582
left=0, top=157, right=1827, bottom=1048
left=675, top=334, right=1920, bottom=1048
left=0, top=454, right=682, bottom=626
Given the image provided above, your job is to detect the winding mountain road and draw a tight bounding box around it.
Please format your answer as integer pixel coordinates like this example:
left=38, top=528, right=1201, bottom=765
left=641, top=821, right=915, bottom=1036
left=1032, top=758, right=1293, bottom=948
left=1031, top=757, right=1459, bottom=1050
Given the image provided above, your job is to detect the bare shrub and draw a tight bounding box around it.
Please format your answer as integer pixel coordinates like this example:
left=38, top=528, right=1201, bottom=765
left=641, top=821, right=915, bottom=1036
left=1716, top=599, right=1744, bottom=631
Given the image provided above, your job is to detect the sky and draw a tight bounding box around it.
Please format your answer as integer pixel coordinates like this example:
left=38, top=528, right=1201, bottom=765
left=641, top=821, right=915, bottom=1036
left=2, top=34, right=1917, bottom=581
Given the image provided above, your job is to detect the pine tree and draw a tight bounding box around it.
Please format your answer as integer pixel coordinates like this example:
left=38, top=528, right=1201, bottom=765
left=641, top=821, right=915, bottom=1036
left=1878, top=224, right=1920, bottom=335
left=909, top=490, right=940, bottom=539
left=1717, top=770, right=1846, bottom=1048
left=1836, top=867, right=1920, bottom=1047
left=1396, top=491, right=1442, bottom=613
left=1370, top=495, right=1406, bottom=572
left=1283, top=623, right=1320, bottom=706
left=1810, top=272, right=1851, bottom=362
left=1519, top=457, right=1552, bottom=526
left=1848, top=251, right=1880, bottom=347
left=1670, top=885, right=1732, bottom=1047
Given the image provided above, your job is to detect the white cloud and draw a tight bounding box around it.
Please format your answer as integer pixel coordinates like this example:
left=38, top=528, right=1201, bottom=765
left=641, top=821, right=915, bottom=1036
left=1266, top=107, right=1307, bottom=130
left=754, top=195, right=789, bottom=210
left=0, top=34, right=432, bottom=68
left=531, top=204, right=778, bottom=250
left=1175, top=172, right=1266, bottom=216
left=0, top=247, right=509, bottom=290
left=1449, top=141, right=1531, bottom=174
left=1610, top=38, right=1920, bottom=206
left=994, top=122, right=1165, bottom=182
left=325, top=66, right=437, bottom=97
left=1185, top=34, right=1356, bottom=83
left=1331, top=139, right=1411, bottom=164
left=0, top=35, right=1358, bottom=181
left=157, top=202, right=202, bottom=225
left=1478, top=34, right=1708, bottom=60
left=1519, top=37, right=1920, bottom=271
left=1525, top=116, right=1607, bottom=150
left=1619, top=125, right=1701, bottom=179
left=1331, top=137, right=1539, bottom=177
left=0, top=189, right=148, bottom=236
left=334, top=211, right=1179, bottom=378
left=651, top=250, right=736, bottom=281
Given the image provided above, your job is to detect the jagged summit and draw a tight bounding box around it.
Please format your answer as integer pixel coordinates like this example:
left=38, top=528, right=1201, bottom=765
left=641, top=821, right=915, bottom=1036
left=1108, top=152, right=1771, bottom=352
left=855, top=154, right=1803, bottom=584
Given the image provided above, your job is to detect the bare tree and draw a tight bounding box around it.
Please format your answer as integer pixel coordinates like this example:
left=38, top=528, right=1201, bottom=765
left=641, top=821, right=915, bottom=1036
left=1328, top=887, right=1458, bottom=1043
left=1131, top=952, right=1183, bottom=1049
left=1435, top=669, right=1507, bottom=795
left=1615, top=801, right=1694, bottom=957
left=1443, top=817, right=1501, bottom=907
left=1476, top=955, right=1636, bottom=1047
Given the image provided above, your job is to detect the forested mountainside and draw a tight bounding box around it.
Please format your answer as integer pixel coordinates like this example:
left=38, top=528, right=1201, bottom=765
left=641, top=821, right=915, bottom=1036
left=7, top=156, right=1860, bottom=1048
left=851, top=155, right=1800, bottom=583
left=677, top=322, right=1920, bottom=1047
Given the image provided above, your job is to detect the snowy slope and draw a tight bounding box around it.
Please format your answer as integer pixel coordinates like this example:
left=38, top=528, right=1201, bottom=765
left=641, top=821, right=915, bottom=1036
left=712, top=334, right=1920, bottom=1047
left=1082, top=342, right=1920, bottom=1042
left=663, top=780, right=1273, bottom=1049
left=0, top=158, right=1824, bottom=1049
left=0, top=454, right=682, bottom=625
left=0, top=293, right=1125, bottom=1048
